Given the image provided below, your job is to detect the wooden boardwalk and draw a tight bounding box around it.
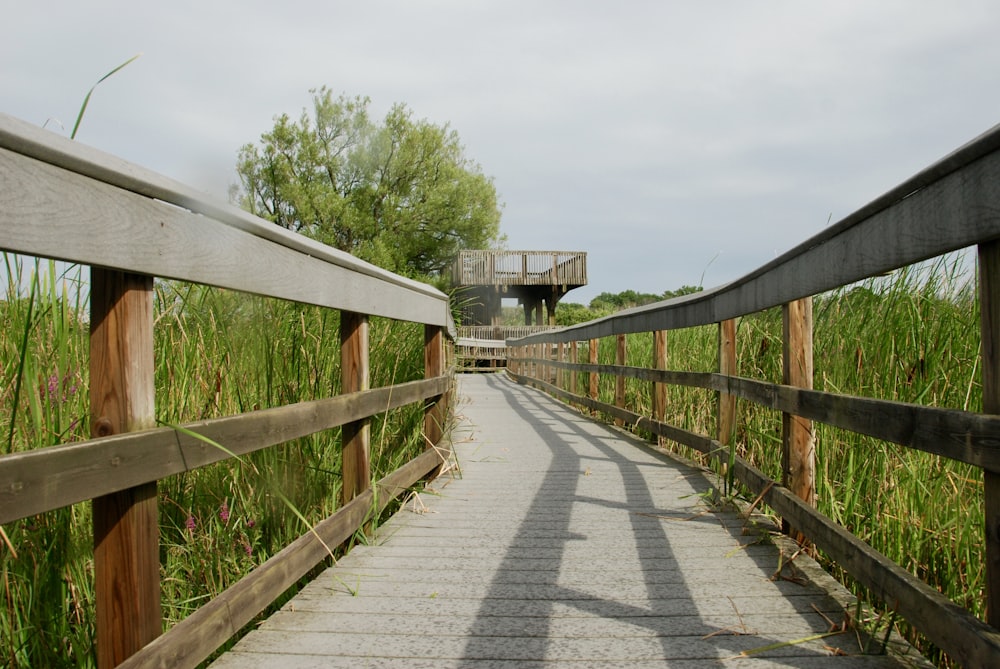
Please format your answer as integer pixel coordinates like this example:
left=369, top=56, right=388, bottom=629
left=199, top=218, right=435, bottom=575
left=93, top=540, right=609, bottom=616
left=210, top=374, right=928, bottom=668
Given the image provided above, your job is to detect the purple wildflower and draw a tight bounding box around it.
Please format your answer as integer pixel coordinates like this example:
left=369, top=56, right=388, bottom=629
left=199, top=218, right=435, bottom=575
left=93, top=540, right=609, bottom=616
left=242, top=541, right=253, bottom=557
left=185, top=515, right=196, bottom=531
left=219, top=502, right=230, bottom=523
left=246, top=519, right=256, bottom=529
left=42, top=371, right=79, bottom=406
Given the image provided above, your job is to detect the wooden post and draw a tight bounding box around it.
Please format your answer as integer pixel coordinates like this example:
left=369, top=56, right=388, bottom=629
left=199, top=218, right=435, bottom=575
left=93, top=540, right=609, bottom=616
left=653, top=330, right=667, bottom=445
left=424, top=325, right=445, bottom=452
left=556, top=342, right=564, bottom=389
left=569, top=341, right=578, bottom=396
left=589, top=338, right=599, bottom=414
left=548, top=342, right=557, bottom=385
left=544, top=342, right=549, bottom=383
left=718, top=319, right=737, bottom=447
left=782, top=298, right=815, bottom=541
left=340, top=311, right=370, bottom=505
left=615, top=333, right=627, bottom=427
left=90, top=269, right=160, bottom=669
left=979, top=240, right=1000, bottom=628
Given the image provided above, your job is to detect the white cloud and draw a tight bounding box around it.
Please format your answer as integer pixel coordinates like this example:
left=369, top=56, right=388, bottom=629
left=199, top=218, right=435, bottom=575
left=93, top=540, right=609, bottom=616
left=4, top=0, right=1000, bottom=301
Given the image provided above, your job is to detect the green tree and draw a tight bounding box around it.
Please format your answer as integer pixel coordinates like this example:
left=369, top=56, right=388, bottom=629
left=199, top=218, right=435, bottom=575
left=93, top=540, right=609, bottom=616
left=236, top=87, right=503, bottom=278
left=555, top=302, right=609, bottom=326
left=662, top=285, right=702, bottom=300
left=579, top=286, right=705, bottom=320
left=589, top=289, right=663, bottom=311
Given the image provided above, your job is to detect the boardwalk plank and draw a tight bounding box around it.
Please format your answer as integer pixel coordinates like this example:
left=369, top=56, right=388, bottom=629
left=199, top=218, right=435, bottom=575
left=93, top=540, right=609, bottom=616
left=210, top=374, right=929, bottom=668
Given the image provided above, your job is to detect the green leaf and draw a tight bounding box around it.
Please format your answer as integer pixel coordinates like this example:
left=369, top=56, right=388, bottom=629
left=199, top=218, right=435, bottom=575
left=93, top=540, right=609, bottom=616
left=70, top=53, right=142, bottom=140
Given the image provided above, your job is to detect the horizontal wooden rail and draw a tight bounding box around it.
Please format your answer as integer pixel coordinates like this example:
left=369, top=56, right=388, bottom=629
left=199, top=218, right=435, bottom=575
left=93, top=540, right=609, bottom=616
left=117, top=447, right=445, bottom=669
left=0, top=114, right=449, bottom=326
left=0, top=376, right=449, bottom=525
left=457, top=325, right=554, bottom=340
left=528, top=358, right=1000, bottom=472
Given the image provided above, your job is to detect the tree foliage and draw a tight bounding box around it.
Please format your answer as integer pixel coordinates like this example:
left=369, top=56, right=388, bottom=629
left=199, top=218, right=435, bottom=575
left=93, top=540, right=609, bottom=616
left=587, top=285, right=701, bottom=312
left=235, top=88, right=503, bottom=278
left=554, top=285, right=705, bottom=326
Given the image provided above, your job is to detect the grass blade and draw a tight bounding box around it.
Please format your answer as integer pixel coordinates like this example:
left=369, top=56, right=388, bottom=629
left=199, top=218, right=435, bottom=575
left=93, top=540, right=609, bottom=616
left=70, top=53, right=142, bottom=139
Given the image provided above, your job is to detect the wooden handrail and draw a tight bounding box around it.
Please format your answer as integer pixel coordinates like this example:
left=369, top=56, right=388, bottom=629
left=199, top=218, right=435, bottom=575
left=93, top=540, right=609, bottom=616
left=0, top=113, right=449, bottom=326
left=0, top=112, right=454, bottom=667
left=512, top=121, right=1000, bottom=345
left=0, top=377, right=450, bottom=525
left=507, top=122, right=1000, bottom=668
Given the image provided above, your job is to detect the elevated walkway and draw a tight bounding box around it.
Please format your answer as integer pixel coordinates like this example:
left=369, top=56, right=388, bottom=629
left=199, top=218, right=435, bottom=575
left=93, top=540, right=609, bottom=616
left=453, top=250, right=587, bottom=327
left=211, top=374, right=926, bottom=668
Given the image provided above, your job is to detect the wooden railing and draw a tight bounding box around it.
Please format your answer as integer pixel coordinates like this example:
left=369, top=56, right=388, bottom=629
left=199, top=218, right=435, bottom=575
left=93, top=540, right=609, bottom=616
left=452, top=249, right=587, bottom=287
left=456, top=326, right=557, bottom=367
left=457, top=325, right=554, bottom=341
left=508, top=123, right=1000, bottom=667
left=0, top=113, right=454, bottom=668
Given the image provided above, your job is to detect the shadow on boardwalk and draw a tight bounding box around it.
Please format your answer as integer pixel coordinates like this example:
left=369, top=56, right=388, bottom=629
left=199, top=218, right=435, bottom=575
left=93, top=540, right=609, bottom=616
left=456, top=373, right=908, bottom=667
left=210, top=373, right=924, bottom=668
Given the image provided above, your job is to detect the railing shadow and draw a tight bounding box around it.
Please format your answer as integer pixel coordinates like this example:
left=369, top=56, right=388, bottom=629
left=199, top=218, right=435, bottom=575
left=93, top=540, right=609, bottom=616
left=457, top=374, right=864, bottom=666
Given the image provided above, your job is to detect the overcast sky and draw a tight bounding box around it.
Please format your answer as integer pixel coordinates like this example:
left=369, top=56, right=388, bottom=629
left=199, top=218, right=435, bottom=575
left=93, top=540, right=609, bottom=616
left=5, top=1, right=1000, bottom=303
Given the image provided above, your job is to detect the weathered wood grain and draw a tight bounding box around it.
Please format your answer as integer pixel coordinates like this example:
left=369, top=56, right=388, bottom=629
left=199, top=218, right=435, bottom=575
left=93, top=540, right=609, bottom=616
left=340, top=311, right=370, bottom=505
left=717, top=319, right=736, bottom=447
left=614, top=334, right=627, bottom=427
left=89, top=269, right=160, bottom=668
left=979, top=240, right=1000, bottom=628
left=423, top=326, right=446, bottom=452
left=520, top=360, right=1000, bottom=471
left=588, top=338, right=598, bottom=406
left=782, top=297, right=815, bottom=541
left=556, top=342, right=564, bottom=389
left=653, top=330, right=667, bottom=446
left=117, top=448, right=444, bottom=669
left=0, top=377, right=449, bottom=524
left=0, top=114, right=446, bottom=309
left=0, top=145, right=448, bottom=326
left=569, top=340, right=578, bottom=396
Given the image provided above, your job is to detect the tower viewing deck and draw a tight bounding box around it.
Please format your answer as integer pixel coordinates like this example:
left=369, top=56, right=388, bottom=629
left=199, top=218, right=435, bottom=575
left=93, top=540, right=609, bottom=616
left=452, top=250, right=587, bottom=327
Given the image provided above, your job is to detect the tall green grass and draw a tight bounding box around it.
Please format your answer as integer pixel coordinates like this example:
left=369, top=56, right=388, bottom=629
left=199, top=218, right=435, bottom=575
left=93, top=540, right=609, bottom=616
left=1, top=254, right=429, bottom=667
left=576, top=253, right=979, bottom=666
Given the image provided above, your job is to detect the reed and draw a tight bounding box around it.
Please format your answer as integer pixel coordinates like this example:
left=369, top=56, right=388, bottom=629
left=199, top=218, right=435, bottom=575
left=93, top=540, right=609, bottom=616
left=0, top=255, right=429, bottom=667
